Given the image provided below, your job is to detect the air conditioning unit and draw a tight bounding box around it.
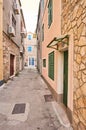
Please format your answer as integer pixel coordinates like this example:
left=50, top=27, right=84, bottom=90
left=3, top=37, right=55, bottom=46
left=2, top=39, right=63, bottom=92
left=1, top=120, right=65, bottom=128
left=13, top=2, right=19, bottom=14
left=8, top=26, right=15, bottom=37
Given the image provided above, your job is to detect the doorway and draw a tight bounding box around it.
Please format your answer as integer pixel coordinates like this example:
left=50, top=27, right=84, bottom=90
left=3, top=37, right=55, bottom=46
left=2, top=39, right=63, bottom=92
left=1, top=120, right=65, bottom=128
left=10, top=54, right=15, bottom=76
left=63, top=51, right=68, bottom=107
left=28, top=57, right=34, bottom=67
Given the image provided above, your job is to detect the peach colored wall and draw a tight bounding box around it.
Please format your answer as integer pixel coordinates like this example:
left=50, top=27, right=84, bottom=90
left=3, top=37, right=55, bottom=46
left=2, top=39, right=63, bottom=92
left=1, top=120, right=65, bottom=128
left=42, top=0, right=61, bottom=92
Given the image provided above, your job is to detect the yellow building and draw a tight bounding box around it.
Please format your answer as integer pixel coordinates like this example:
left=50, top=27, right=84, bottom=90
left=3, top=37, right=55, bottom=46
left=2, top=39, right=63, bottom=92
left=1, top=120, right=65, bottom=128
left=0, top=0, right=3, bottom=86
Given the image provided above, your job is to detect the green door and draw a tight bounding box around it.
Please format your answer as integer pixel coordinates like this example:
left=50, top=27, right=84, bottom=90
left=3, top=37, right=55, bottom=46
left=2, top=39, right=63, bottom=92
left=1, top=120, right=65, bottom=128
left=63, top=51, right=68, bottom=107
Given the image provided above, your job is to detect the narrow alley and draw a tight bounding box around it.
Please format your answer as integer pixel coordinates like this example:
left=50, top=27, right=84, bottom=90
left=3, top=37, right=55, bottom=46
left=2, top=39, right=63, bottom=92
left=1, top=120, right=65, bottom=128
left=0, top=69, right=72, bottom=130
left=0, top=0, right=86, bottom=129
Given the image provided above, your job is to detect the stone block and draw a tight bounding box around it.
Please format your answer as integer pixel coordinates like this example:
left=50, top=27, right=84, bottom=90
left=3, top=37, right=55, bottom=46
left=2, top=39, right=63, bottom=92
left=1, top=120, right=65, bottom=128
left=78, top=36, right=86, bottom=46
left=80, top=46, right=86, bottom=57
left=77, top=71, right=81, bottom=79
left=74, top=61, right=79, bottom=72
left=82, top=72, right=86, bottom=82
left=77, top=97, right=85, bottom=108
left=73, top=112, right=80, bottom=125
left=77, top=23, right=84, bottom=40
left=79, top=79, right=83, bottom=86
left=83, top=70, right=86, bottom=74
left=80, top=63, right=85, bottom=70
left=77, top=16, right=82, bottom=27
left=81, top=83, right=86, bottom=96
left=82, top=56, right=86, bottom=64
left=72, top=20, right=77, bottom=27
left=76, top=54, right=82, bottom=64
left=74, top=46, right=78, bottom=53
left=82, top=16, right=86, bottom=24
left=76, top=88, right=82, bottom=99
left=76, top=5, right=83, bottom=18
left=74, top=40, right=79, bottom=46
left=78, top=108, right=86, bottom=126
left=73, top=5, right=79, bottom=20
left=74, top=78, right=79, bottom=89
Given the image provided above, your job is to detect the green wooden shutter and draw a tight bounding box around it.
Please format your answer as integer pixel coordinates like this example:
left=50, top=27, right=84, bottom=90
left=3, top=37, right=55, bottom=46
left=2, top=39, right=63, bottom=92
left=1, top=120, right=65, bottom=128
left=48, top=0, right=53, bottom=27
left=42, top=24, right=44, bottom=41
left=48, top=51, right=54, bottom=80
left=50, top=0, right=52, bottom=24
left=48, top=3, right=50, bottom=26
left=43, top=59, right=46, bottom=67
left=63, top=51, right=68, bottom=106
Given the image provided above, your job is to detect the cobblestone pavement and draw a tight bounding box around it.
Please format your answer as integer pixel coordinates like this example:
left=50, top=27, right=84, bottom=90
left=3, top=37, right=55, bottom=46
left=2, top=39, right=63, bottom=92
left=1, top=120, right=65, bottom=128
left=0, top=69, right=72, bottom=130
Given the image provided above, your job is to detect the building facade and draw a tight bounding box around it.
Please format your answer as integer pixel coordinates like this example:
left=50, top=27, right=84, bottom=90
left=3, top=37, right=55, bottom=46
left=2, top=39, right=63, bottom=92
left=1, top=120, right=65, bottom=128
left=3, top=0, right=26, bottom=80
left=41, top=0, right=62, bottom=103
left=0, top=0, right=3, bottom=86
left=24, top=32, right=37, bottom=69
left=20, top=9, right=27, bottom=71
left=37, top=0, right=86, bottom=129
left=61, top=0, right=86, bottom=129
left=36, top=0, right=44, bottom=74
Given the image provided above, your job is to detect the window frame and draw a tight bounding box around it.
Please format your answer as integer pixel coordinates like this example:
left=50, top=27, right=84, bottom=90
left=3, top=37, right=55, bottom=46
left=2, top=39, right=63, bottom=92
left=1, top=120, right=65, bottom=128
left=28, top=46, right=32, bottom=52
left=12, top=14, right=16, bottom=32
left=43, top=59, right=46, bottom=67
left=48, top=0, right=53, bottom=28
left=28, top=35, right=32, bottom=40
left=29, top=57, right=34, bottom=66
left=42, top=24, right=44, bottom=41
left=48, top=51, right=54, bottom=80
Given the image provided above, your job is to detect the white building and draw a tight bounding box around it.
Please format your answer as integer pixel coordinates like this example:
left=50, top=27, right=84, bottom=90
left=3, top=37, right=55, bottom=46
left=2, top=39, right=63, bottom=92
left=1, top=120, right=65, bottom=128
left=24, top=32, right=37, bottom=69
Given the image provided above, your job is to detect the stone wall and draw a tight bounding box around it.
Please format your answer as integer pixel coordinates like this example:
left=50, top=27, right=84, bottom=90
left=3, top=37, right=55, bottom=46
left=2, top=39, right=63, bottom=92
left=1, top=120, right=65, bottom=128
left=62, top=0, right=86, bottom=129
left=3, top=33, right=20, bottom=80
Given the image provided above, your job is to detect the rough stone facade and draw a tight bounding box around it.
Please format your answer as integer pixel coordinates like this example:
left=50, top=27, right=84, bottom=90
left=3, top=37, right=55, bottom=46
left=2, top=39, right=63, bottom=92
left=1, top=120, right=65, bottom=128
left=3, top=33, right=20, bottom=80
left=2, top=0, right=26, bottom=80
left=62, top=0, right=86, bottom=129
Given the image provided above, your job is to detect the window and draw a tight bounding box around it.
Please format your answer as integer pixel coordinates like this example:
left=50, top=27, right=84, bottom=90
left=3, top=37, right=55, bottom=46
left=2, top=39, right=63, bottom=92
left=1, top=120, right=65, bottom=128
left=43, top=59, right=46, bottom=67
left=33, top=34, right=36, bottom=38
left=29, top=58, right=34, bottom=66
left=48, top=51, right=54, bottom=80
left=28, top=46, right=32, bottom=52
left=28, top=35, right=32, bottom=40
left=42, top=0, right=44, bottom=11
left=48, top=0, right=53, bottom=27
left=42, top=24, right=44, bottom=41
left=12, top=15, right=16, bottom=32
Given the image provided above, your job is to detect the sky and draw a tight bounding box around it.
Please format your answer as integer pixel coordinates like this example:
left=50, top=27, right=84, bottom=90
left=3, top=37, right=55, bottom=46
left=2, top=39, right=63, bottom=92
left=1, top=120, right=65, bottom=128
left=20, top=0, right=40, bottom=33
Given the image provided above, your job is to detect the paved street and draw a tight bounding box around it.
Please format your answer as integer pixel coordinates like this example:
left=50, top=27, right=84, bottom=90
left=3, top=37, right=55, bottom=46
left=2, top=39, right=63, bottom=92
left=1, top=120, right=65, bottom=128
left=0, top=69, right=72, bottom=130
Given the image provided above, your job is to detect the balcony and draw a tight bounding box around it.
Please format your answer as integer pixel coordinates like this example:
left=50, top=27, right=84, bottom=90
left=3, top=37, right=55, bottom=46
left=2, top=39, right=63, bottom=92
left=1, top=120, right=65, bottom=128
left=20, top=44, right=24, bottom=54
left=13, top=2, right=19, bottom=15
left=21, top=28, right=27, bottom=38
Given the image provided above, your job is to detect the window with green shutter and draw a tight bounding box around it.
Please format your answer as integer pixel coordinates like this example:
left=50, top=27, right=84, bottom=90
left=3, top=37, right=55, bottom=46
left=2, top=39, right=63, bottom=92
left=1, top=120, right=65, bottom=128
left=43, top=59, right=46, bottom=67
left=48, top=51, right=54, bottom=80
left=42, top=24, right=44, bottom=41
left=48, top=0, right=53, bottom=27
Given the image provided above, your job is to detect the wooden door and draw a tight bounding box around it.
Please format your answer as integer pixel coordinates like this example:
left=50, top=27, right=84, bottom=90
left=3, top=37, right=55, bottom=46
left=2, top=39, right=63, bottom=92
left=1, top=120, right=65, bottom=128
left=63, top=51, right=68, bottom=107
left=10, top=54, right=14, bottom=76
